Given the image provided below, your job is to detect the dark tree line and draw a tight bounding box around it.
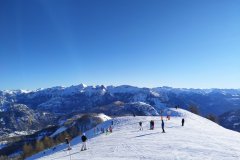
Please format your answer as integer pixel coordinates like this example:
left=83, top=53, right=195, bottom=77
left=22, top=126, right=82, bottom=159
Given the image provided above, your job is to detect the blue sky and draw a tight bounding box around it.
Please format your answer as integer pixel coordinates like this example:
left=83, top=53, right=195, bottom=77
left=0, top=0, right=240, bottom=90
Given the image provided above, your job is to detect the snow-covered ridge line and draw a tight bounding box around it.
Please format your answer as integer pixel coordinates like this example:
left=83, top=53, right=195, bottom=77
left=2, top=83, right=240, bottom=95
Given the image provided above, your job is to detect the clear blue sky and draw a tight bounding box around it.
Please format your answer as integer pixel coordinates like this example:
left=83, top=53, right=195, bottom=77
left=0, top=0, right=240, bottom=90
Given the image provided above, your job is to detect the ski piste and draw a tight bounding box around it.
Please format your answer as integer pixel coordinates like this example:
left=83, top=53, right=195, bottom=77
left=63, top=148, right=72, bottom=151
left=27, top=109, right=240, bottom=160
left=80, top=149, right=89, bottom=151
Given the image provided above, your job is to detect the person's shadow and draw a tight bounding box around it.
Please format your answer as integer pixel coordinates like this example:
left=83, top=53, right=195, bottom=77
left=134, top=132, right=161, bottom=138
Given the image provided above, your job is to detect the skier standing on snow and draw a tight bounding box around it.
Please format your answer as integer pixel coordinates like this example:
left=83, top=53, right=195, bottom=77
left=161, top=120, right=165, bottom=133
left=150, top=120, right=154, bottom=130
left=81, top=133, right=88, bottom=151
left=139, top=121, right=143, bottom=130
left=65, top=137, right=71, bottom=150
left=109, top=125, right=113, bottom=133
left=182, top=118, right=185, bottom=126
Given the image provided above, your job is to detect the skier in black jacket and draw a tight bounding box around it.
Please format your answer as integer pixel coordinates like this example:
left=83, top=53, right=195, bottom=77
left=139, top=121, right=143, bottom=130
left=161, top=120, right=165, bottom=133
left=81, top=133, right=88, bottom=151
left=150, top=120, right=154, bottom=130
left=182, top=118, right=185, bottom=126
left=65, top=137, right=71, bottom=150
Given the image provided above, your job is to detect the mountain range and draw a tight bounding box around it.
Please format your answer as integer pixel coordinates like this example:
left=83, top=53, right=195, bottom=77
left=1, top=84, right=240, bottom=137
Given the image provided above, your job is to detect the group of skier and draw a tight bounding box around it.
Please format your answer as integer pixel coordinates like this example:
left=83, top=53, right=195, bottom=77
left=138, top=109, right=185, bottom=133
left=139, top=119, right=166, bottom=133
left=94, top=121, right=114, bottom=135
left=62, top=110, right=185, bottom=153
left=64, top=133, right=88, bottom=151
left=64, top=123, right=114, bottom=152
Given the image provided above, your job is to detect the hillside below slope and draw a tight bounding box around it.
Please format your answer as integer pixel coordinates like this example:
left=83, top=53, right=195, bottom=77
left=27, top=109, right=240, bottom=160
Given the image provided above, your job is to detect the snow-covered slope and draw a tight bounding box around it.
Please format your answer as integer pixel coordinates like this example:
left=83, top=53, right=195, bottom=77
left=27, top=109, right=240, bottom=160
left=50, top=113, right=112, bottom=138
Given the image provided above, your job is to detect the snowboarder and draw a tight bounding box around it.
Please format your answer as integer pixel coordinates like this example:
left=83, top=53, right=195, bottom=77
left=161, top=120, right=165, bottom=133
left=182, top=118, right=185, bottom=126
left=139, top=121, right=143, bottom=130
left=81, top=133, right=87, bottom=151
left=65, top=137, right=71, bottom=150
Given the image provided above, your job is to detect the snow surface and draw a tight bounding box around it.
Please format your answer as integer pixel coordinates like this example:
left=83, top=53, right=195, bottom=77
left=50, top=114, right=111, bottom=138
left=8, top=131, right=35, bottom=137
left=27, top=109, right=240, bottom=160
left=97, top=113, right=111, bottom=121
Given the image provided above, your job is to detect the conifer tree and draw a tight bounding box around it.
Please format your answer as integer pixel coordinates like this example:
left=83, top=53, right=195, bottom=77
left=35, top=141, right=44, bottom=152
left=23, top=143, right=34, bottom=158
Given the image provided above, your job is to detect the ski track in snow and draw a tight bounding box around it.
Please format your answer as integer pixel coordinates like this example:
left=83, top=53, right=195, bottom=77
left=27, top=109, right=240, bottom=160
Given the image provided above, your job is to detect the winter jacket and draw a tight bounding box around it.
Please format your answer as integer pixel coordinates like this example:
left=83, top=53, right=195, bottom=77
left=65, top=138, right=69, bottom=144
left=182, top=119, right=185, bottom=125
left=81, top=135, right=87, bottom=142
